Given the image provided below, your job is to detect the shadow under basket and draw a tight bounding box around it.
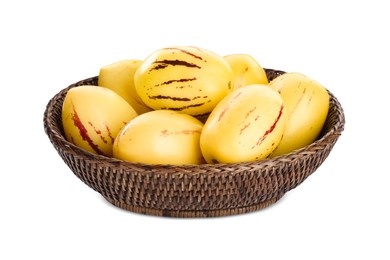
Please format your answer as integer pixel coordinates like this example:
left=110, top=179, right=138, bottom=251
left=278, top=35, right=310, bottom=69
left=43, top=69, right=345, bottom=218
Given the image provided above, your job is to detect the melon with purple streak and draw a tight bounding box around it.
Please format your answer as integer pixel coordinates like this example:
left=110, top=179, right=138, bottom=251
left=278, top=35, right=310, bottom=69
left=62, top=85, right=138, bottom=157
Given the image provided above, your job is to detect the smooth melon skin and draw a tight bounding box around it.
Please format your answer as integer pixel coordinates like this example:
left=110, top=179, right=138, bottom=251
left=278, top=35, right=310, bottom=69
left=62, top=85, right=138, bottom=157
left=98, top=59, right=152, bottom=115
left=113, top=110, right=205, bottom=165
left=134, top=46, right=234, bottom=116
left=200, top=84, right=286, bottom=163
left=269, top=72, right=329, bottom=157
left=224, top=53, right=268, bottom=89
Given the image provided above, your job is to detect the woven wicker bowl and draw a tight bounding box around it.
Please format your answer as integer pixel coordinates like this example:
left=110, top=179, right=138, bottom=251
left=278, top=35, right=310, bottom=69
left=44, top=69, right=345, bottom=217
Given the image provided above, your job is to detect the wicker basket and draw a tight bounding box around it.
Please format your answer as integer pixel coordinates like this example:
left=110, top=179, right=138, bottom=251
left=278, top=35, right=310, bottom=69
left=43, top=69, right=345, bottom=217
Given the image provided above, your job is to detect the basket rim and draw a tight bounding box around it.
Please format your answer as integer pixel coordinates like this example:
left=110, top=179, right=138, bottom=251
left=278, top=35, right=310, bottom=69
left=44, top=69, right=345, bottom=173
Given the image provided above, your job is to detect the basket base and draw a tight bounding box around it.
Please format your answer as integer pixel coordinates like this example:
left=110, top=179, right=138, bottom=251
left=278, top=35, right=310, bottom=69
left=102, top=194, right=285, bottom=218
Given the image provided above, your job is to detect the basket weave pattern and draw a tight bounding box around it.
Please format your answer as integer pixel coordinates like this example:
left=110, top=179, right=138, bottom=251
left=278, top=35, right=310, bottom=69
left=44, top=69, right=345, bottom=217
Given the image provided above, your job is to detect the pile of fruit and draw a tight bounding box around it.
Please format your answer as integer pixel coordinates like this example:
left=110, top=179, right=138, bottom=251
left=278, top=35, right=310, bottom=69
left=62, top=46, right=329, bottom=165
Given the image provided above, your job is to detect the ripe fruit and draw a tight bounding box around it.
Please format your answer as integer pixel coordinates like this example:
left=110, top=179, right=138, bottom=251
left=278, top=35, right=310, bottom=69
left=113, top=110, right=204, bottom=165
left=134, top=46, right=234, bottom=116
left=224, top=54, right=268, bottom=89
left=60, top=45, right=331, bottom=164
left=200, top=84, right=286, bottom=163
left=269, top=72, right=329, bottom=157
left=62, top=85, right=138, bottom=157
left=98, top=59, right=152, bottom=114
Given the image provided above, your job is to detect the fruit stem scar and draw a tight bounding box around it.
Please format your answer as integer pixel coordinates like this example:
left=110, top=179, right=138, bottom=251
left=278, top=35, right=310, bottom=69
left=71, top=103, right=104, bottom=155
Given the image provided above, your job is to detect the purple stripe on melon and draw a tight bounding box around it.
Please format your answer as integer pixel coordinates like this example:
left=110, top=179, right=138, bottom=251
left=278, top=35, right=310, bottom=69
left=148, top=95, right=208, bottom=102
left=88, top=121, right=108, bottom=144
left=253, top=105, right=284, bottom=148
left=163, top=47, right=205, bottom=61
left=155, top=77, right=197, bottom=87
left=71, top=105, right=104, bottom=155
left=150, top=60, right=201, bottom=71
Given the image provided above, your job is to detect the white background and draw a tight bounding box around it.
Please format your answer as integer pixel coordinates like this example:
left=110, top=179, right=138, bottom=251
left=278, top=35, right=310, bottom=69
left=1, top=0, right=389, bottom=259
